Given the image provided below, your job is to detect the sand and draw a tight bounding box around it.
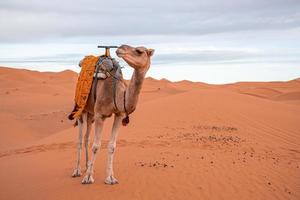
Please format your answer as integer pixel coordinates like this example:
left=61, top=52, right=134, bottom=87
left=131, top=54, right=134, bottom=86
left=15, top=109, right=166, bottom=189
left=0, top=66, right=299, bottom=200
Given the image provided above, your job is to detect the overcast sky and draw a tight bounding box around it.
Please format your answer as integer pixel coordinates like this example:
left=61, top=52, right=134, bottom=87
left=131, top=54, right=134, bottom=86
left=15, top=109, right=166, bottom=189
left=0, top=0, right=300, bottom=83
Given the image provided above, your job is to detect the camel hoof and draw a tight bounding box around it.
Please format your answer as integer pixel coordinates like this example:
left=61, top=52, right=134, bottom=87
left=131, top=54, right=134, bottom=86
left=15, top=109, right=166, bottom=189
left=104, top=176, right=119, bottom=185
left=72, top=168, right=82, bottom=177
left=82, top=174, right=94, bottom=184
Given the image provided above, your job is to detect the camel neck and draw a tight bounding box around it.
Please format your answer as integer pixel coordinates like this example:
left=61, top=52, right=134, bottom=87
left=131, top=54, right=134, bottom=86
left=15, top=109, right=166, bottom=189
left=125, top=69, right=147, bottom=114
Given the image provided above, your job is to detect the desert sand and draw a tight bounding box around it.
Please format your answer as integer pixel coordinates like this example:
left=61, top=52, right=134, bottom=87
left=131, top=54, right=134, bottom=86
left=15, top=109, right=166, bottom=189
left=0, top=66, right=299, bottom=200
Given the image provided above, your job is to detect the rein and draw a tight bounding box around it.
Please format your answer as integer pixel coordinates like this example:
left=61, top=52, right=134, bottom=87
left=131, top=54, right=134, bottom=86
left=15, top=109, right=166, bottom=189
left=93, top=56, right=130, bottom=126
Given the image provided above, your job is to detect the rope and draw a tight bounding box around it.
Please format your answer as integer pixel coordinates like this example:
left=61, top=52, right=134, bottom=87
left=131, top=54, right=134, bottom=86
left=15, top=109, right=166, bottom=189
left=93, top=56, right=130, bottom=126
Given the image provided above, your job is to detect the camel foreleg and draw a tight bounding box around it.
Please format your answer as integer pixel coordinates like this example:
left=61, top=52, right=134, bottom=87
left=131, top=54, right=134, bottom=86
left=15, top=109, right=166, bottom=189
left=104, top=114, right=123, bottom=185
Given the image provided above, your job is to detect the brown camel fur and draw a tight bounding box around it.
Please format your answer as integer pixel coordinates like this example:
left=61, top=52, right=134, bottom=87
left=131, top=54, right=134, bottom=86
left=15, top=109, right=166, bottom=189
left=71, top=45, right=155, bottom=185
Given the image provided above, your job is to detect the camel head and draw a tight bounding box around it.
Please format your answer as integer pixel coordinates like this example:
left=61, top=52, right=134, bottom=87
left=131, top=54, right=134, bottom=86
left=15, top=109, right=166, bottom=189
left=116, top=45, right=155, bottom=72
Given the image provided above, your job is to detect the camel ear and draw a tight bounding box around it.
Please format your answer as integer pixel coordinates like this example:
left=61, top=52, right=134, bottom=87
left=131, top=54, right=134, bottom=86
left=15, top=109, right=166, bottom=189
left=147, top=49, right=155, bottom=57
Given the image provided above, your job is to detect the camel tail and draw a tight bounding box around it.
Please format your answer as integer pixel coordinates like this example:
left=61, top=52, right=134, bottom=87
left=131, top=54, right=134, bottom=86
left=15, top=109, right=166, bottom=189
left=73, top=120, right=78, bottom=127
left=68, top=113, right=75, bottom=120
left=67, top=112, right=78, bottom=126
left=68, top=104, right=79, bottom=121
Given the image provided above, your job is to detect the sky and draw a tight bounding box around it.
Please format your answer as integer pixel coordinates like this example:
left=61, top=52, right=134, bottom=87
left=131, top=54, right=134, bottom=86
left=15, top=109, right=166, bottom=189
left=0, top=0, right=300, bottom=83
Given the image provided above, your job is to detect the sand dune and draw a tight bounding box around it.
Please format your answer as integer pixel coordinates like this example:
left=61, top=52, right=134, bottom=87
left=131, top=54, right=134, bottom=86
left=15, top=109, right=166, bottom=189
left=223, top=79, right=300, bottom=105
left=0, top=67, right=77, bottom=149
left=0, top=66, right=299, bottom=200
left=274, top=91, right=300, bottom=101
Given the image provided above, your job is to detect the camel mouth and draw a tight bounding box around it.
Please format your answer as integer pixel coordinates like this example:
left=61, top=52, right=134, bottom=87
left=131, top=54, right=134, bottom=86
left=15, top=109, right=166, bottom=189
left=116, top=52, right=124, bottom=58
left=116, top=52, right=128, bottom=58
left=116, top=49, right=123, bottom=58
left=116, top=47, right=128, bottom=58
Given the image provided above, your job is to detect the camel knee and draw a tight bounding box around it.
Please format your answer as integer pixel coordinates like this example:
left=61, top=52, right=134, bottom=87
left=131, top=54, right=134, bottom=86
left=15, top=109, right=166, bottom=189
left=92, top=143, right=100, bottom=154
left=78, top=141, right=83, bottom=149
left=108, top=142, right=116, bottom=154
left=84, top=140, right=89, bottom=149
left=84, top=135, right=89, bottom=146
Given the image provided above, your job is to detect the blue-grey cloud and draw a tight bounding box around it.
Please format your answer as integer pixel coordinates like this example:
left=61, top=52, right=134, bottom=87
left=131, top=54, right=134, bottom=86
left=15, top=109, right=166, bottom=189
left=0, top=0, right=300, bottom=42
left=1, top=48, right=299, bottom=66
left=1, top=0, right=300, bottom=83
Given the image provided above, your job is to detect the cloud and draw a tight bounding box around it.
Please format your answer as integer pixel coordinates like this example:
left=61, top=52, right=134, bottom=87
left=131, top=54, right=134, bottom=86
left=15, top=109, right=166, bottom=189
left=0, top=0, right=300, bottom=42
left=1, top=0, right=300, bottom=83
left=1, top=46, right=298, bottom=67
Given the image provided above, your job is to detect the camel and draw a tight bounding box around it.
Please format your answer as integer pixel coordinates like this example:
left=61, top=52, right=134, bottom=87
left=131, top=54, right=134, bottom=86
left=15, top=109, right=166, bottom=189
left=71, top=44, right=154, bottom=185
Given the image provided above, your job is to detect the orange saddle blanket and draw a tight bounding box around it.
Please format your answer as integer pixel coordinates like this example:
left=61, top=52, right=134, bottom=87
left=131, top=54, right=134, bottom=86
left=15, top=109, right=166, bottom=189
left=68, top=55, right=100, bottom=120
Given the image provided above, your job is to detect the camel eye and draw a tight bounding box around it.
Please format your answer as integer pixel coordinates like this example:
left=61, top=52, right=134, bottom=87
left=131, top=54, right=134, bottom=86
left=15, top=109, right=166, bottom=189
left=136, top=48, right=144, bottom=54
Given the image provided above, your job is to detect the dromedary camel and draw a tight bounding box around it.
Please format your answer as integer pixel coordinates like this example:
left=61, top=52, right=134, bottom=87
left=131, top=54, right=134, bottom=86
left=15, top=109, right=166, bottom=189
left=72, top=45, right=154, bottom=185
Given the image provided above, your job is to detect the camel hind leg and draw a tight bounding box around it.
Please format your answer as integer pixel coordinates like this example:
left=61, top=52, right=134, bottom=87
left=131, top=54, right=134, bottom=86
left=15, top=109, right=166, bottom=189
left=84, top=112, right=93, bottom=170
left=72, top=113, right=87, bottom=177
left=82, top=114, right=105, bottom=184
